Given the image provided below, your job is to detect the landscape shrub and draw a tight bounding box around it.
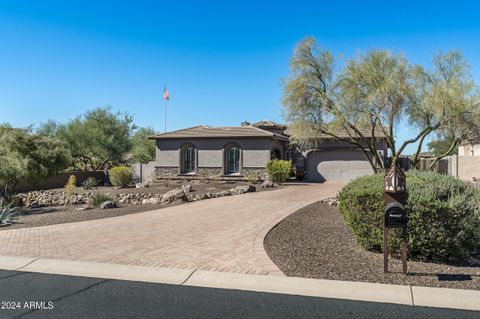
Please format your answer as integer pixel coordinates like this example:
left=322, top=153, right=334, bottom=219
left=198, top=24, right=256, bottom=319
left=89, top=192, right=116, bottom=207
left=82, top=177, right=99, bottom=190
left=338, top=170, right=480, bottom=261
left=266, top=160, right=292, bottom=184
left=109, top=166, right=134, bottom=187
left=0, top=199, right=18, bottom=225
left=64, top=175, right=77, bottom=195
left=245, top=172, right=260, bottom=184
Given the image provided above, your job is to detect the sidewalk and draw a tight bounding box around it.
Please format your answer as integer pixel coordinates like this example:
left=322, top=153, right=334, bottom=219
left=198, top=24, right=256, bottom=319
left=1, top=255, right=479, bottom=312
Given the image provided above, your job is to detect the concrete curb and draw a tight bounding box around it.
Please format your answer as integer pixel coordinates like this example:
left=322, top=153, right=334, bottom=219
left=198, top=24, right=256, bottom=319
left=412, top=286, right=480, bottom=311
left=4, top=256, right=193, bottom=285
left=0, top=255, right=38, bottom=270
left=1, top=255, right=479, bottom=311
left=184, top=270, right=413, bottom=306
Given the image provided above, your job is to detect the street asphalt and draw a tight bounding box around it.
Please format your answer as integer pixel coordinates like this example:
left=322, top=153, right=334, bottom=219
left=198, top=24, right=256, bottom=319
left=0, top=270, right=478, bottom=319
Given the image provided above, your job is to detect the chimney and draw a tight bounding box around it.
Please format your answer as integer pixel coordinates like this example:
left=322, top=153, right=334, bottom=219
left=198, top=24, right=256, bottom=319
left=241, top=121, right=251, bottom=127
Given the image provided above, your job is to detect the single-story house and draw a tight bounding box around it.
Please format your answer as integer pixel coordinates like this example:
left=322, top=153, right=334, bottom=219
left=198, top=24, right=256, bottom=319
left=149, top=120, right=387, bottom=182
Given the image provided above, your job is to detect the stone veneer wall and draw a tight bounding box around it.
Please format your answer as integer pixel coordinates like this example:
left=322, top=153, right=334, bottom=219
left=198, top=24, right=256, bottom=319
left=154, top=166, right=267, bottom=181
left=154, top=167, right=179, bottom=179
left=241, top=168, right=267, bottom=180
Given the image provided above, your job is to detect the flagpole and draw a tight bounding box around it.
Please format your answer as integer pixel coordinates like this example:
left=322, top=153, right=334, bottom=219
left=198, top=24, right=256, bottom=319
left=164, top=84, right=167, bottom=133
left=164, top=97, right=167, bottom=133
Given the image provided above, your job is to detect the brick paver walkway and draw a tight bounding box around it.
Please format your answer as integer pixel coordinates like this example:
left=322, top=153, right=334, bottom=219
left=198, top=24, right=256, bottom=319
left=0, top=182, right=343, bottom=275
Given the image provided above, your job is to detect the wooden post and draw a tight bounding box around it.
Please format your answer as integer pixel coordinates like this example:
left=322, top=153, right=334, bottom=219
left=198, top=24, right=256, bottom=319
left=402, top=227, right=408, bottom=275
left=383, top=228, right=389, bottom=273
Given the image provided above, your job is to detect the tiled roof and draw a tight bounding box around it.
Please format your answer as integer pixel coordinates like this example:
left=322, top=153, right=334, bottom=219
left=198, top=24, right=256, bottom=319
left=252, top=120, right=287, bottom=129
left=149, top=125, right=289, bottom=141
left=283, top=125, right=387, bottom=138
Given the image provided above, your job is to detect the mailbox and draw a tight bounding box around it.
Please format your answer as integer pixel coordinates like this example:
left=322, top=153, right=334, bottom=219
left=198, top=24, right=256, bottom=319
left=383, top=164, right=409, bottom=274
left=384, top=202, right=407, bottom=228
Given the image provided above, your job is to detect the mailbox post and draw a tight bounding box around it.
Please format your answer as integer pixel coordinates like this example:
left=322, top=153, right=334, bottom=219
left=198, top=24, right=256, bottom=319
left=384, top=164, right=408, bottom=274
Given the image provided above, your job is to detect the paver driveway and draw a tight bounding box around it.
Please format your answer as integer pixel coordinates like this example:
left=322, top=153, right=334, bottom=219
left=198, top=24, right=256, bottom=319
left=0, top=182, right=343, bottom=275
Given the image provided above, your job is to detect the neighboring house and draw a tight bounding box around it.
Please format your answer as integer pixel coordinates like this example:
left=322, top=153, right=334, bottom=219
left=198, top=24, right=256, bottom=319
left=149, top=120, right=387, bottom=182
left=458, top=139, right=480, bottom=156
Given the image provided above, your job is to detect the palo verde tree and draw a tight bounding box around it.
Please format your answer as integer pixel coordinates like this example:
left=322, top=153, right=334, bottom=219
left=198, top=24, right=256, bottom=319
left=283, top=37, right=480, bottom=170
left=411, top=52, right=480, bottom=169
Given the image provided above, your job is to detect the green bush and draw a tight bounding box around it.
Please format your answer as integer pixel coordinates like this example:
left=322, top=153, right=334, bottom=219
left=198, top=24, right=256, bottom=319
left=89, top=192, right=116, bottom=207
left=245, top=172, right=260, bottom=184
left=338, top=170, right=480, bottom=261
left=109, top=166, right=134, bottom=187
left=0, top=199, right=18, bottom=225
left=266, top=160, right=292, bottom=184
left=82, top=177, right=99, bottom=190
left=64, top=175, right=77, bottom=195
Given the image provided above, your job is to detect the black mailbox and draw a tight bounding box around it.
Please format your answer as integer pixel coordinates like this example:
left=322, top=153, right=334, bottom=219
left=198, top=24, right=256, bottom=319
left=384, top=202, right=407, bottom=228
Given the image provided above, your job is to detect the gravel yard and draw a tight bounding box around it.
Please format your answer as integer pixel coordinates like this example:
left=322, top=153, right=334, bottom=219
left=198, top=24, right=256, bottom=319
left=264, top=201, right=480, bottom=290
left=4, top=180, right=279, bottom=230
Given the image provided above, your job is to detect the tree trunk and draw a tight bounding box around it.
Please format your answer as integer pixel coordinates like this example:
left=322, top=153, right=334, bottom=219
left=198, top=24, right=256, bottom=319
left=411, top=133, right=428, bottom=169
left=428, top=139, right=460, bottom=171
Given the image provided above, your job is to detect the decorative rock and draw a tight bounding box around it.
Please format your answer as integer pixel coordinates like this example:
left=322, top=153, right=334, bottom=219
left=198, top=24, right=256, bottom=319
left=75, top=205, right=90, bottom=211
left=30, top=201, right=39, bottom=209
left=219, top=191, right=230, bottom=197
left=142, top=197, right=161, bottom=205
left=100, top=201, right=117, bottom=209
left=231, top=185, right=256, bottom=194
left=161, top=188, right=186, bottom=204
left=321, top=197, right=338, bottom=206
left=181, top=184, right=192, bottom=193
left=17, top=181, right=258, bottom=208
left=135, top=183, right=145, bottom=188
left=261, top=180, right=275, bottom=188
left=10, top=195, right=22, bottom=207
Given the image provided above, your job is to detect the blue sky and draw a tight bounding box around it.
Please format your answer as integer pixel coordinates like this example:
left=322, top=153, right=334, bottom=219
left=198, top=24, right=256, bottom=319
left=1, top=0, right=479, bottom=154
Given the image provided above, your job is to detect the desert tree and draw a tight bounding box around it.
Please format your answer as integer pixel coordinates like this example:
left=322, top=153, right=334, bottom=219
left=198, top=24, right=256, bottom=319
left=38, top=107, right=136, bottom=170
left=410, top=52, right=480, bottom=169
left=0, top=125, right=70, bottom=198
left=283, top=37, right=480, bottom=171
left=131, top=127, right=157, bottom=164
left=283, top=37, right=419, bottom=170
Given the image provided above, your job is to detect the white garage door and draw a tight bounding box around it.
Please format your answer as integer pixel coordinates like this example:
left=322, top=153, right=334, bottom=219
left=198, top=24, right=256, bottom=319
left=306, top=149, right=374, bottom=182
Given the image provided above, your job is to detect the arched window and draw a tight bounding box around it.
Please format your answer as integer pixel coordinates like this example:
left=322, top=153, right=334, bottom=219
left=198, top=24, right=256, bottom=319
left=183, top=146, right=196, bottom=173
left=228, top=147, right=240, bottom=174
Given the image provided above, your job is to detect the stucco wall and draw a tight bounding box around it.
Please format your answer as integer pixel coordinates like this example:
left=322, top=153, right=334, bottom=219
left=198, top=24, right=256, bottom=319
left=13, top=171, right=105, bottom=193
left=132, top=161, right=156, bottom=183
left=457, top=156, right=480, bottom=181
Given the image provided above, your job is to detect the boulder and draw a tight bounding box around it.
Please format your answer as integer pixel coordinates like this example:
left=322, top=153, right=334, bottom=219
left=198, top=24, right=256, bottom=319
left=75, top=205, right=90, bottom=211
left=231, top=185, right=256, bottom=194
left=181, top=184, right=192, bottom=193
left=10, top=195, right=22, bottom=207
left=142, top=197, right=161, bottom=205
left=261, top=180, right=275, bottom=188
left=218, top=191, right=231, bottom=197
left=100, top=201, right=117, bottom=209
left=161, top=188, right=186, bottom=204
left=30, top=201, right=39, bottom=209
left=321, top=197, right=338, bottom=206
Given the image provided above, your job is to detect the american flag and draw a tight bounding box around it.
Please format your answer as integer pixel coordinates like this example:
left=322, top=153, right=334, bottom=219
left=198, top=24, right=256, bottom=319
left=163, top=86, right=170, bottom=101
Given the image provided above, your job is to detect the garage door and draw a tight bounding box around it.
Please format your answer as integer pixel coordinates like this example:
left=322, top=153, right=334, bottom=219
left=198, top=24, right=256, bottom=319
left=306, top=149, right=374, bottom=182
